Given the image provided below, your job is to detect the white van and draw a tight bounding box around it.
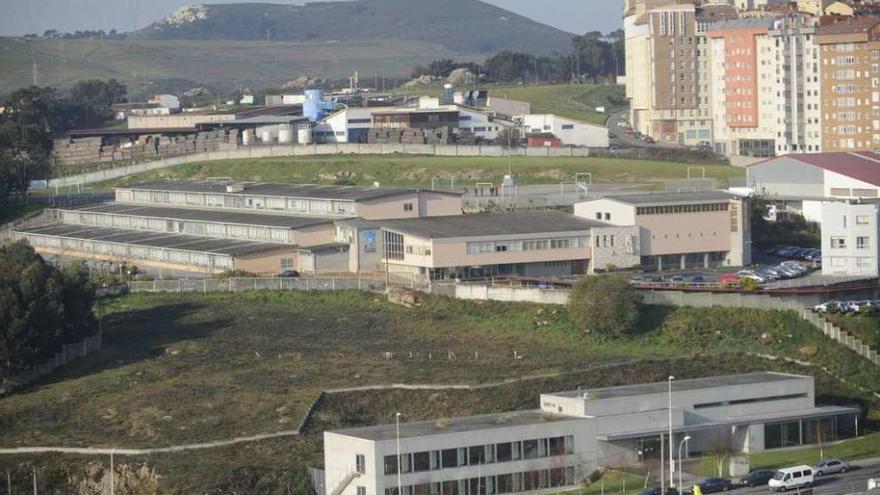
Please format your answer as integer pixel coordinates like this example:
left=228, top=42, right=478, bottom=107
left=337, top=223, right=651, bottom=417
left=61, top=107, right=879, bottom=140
left=768, top=465, right=814, bottom=492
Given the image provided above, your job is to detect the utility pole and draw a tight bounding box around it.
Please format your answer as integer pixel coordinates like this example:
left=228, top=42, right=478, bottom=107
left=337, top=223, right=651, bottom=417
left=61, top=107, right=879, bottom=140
left=31, top=467, right=35, bottom=495
left=110, top=450, right=115, bottom=495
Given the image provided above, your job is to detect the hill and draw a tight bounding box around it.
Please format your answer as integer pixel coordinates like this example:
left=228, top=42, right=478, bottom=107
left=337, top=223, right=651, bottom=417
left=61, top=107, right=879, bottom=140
left=137, top=0, right=574, bottom=55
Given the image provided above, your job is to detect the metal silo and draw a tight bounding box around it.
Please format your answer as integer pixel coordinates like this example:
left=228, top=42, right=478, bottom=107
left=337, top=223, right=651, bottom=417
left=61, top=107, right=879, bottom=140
left=304, top=89, right=325, bottom=121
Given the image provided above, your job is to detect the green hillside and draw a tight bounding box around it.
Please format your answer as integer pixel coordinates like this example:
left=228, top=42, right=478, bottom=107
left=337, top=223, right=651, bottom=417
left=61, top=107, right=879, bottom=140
left=138, top=0, right=573, bottom=54
left=0, top=37, right=467, bottom=95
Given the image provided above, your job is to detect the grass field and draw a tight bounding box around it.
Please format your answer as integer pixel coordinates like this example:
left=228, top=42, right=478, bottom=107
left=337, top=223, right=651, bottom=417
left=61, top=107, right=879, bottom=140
left=0, top=291, right=876, bottom=492
left=417, top=83, right=627, bottom=125
left=96, top=154, right=741, bottom=190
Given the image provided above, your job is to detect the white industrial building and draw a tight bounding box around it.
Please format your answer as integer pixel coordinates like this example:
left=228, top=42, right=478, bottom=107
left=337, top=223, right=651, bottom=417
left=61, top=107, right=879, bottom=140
left=313, top=107, right=376, bottom=143
left=520, top=114, right=610, bottom=148
left=318, top=372, right=859, bottom=495
left=748, top=152, right=880, bottom=199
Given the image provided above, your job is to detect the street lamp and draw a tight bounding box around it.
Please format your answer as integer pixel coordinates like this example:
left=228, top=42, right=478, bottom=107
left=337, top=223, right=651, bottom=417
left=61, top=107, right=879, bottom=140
left=668, top=376, right=675, bottom=489
left=395, top=412, right=403, bottom=495
left=678, top=435, right=691, bottom=490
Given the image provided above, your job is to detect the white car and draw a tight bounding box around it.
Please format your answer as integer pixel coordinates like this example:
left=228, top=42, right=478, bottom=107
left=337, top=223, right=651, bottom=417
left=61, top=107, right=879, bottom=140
left=813, top=301, right=840, bottom=313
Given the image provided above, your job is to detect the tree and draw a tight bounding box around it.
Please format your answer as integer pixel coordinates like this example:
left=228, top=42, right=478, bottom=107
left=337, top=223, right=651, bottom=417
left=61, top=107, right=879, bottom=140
left=568, top=275, right=641, bottom=336
left=484, top=51, right=535, bottom=84
left=0, top=120, right=52, bottom=207
left=67, top=79, right=127, bottom=128
left=0, top=241, right=97, bottom=382
left=495, top=127, right=523, bottom=148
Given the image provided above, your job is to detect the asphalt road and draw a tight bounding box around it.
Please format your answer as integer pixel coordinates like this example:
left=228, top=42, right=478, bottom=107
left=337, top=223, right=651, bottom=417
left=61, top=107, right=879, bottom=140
left=607, top=111, right=651, bottom=148
left=685, top=459, right=880, bottom=495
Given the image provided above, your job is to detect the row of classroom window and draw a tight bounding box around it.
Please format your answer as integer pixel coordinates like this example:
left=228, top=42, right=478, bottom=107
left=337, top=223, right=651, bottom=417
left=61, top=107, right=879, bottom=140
left=465, top=238, right=588, bottom=255
left=22, top=234, right=234, bottom=269
left=120, top=190, right=359, bottom=215
left=381, top=467, right=577, bottom=495
left=383, top=436, right=574, bottom=475
left=61, top=212, right=294, bottom=244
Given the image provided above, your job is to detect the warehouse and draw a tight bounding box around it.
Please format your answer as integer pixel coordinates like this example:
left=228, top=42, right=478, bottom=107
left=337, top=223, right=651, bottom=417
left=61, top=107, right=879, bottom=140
left=521, top=114, right=610, bottom=148
left=320, top=372, right=859, bottom=495
left=114, top=181, right=463, bottom=220
left=15, top=224, right=347, bottom=275
left=747, top=152, right=880, bottom=200
left=337, top=211, right=638, bottom=279
left=574, top=191, right=751, bottom=270
left=56, top=203, right=336, bottom=247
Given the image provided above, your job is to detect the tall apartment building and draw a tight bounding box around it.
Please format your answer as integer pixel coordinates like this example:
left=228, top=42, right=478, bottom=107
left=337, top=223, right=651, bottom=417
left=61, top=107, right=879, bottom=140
left=709, top=14, right=821, bottom=156
left=816, top=16, right=880, bottom=152
left=626, top=0, right=715, bottom=145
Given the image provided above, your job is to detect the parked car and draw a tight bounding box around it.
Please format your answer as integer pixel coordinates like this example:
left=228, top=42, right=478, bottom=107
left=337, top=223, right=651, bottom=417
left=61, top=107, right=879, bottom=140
left=278, top=270, right=300, bottom=278
left=739, top=469, right=776, bottom=487
left=805, top=249, right=822, bottom=262
left=769, top=466, right=814, bottom=492
left=719, top=273, right=741, bottom=286
left=670, top=275, right=687, bottom=285
left=644, top=136, right=656, bottom=144
left=689, top=275, right=706, bottom=284
left=630, top=275, right=646, bottom=286
left=813, top=300, right=841, bottom=313
left=694, top=477, right=733, bottom=493
left=814, top=459, right=850, bottom=476
left=640, top=488, right=680, bottom=495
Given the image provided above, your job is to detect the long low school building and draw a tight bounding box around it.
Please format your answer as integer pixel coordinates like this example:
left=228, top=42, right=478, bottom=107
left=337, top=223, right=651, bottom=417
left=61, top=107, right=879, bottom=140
left=14, top=224, right=349, bottom=275
left=337, top=211, right=640, bottom=280
left=55, top=203, right=336, bottom=247
left=114, top=181, right=463, bottom=220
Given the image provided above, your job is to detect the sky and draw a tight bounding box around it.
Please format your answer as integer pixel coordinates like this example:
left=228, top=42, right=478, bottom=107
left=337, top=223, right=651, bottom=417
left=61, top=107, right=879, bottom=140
left=0, top=0, right=623, bottom=37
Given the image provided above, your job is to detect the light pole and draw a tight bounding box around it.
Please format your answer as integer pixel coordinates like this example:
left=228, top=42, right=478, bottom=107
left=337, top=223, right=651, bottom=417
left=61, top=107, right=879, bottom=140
left=677, top=435, right=691, bottom=490
left=668, top=376, right=675, bottom=489
left=395, top=412, right=403, bottom=495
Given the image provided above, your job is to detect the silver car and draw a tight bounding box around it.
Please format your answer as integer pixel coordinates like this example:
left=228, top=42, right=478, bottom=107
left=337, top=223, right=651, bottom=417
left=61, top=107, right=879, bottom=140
left=814, top=459, right=850, bottom=476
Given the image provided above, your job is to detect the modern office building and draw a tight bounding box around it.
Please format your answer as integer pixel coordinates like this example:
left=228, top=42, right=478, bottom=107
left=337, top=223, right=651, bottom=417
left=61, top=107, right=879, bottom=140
left=320, top=372, right=860, bottom=495
left=574, top=191, right=751, bottom=269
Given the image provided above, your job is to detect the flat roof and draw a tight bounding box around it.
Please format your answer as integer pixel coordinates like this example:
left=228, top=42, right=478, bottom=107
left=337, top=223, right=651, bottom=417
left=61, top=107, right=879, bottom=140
left=548, top=372, right=804, bottom=400
left=599, top=405, right=859, bottom=441
left=60, top=203, right=334, bottom=229
left=16, top=224, right=292, bottom=257
left=378, top=211, right=607, bottom=239
left=330, top=410, right=588, bottom=442
left=597, top=191, right=736, bottom=206
left=121, top=180, right=461, bottom=202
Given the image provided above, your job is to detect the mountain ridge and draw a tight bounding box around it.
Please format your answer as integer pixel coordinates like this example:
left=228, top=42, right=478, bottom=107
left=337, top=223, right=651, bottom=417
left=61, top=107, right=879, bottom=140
left=134, top=0, right=575, bottom=54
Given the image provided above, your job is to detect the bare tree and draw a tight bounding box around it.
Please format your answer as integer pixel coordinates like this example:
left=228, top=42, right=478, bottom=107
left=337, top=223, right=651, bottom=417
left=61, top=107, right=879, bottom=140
left=708, top=435, right=735, bottom=478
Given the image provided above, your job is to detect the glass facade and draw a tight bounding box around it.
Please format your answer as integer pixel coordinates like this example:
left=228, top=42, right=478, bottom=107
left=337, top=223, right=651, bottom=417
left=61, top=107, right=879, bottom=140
left=764, top=414, right=858, bottom=449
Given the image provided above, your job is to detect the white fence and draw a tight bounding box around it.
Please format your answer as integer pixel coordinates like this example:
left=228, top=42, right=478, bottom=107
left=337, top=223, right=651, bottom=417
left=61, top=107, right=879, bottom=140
left=50, top=143, right=592, bottom=188
left=126, top=276, right=404, bottom=294
left=802, top=311, right=880, bottom=366
left=1, top=333, right=102, bottom=394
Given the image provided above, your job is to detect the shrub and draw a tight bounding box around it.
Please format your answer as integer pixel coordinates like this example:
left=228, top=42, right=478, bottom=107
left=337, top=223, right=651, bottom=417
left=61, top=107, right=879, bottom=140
left=568, top=275, right=641, bottom=336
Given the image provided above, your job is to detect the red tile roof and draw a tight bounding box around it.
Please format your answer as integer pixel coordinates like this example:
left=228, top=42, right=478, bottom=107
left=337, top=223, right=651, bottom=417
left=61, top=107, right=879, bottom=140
left=751, top=152, right=880, bottom=186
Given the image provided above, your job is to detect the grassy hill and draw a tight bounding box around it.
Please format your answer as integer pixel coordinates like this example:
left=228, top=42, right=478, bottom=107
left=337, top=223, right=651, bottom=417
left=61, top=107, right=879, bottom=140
left=0, top=37, right=468, bottom=96
left=0, top=291, right=876, bottom=492
left=138, top=0, right=574, bottom=55
left=93, top=154, right=742, bottom=189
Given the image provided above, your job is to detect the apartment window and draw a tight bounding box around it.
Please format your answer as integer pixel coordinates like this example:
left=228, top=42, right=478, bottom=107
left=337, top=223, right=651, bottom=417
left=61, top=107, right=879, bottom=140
left=384, top=455, right=399, bottom=475
left=403, top=203, right=414, bottom=212
left=604, top=213, right=611, bottom=221
left=280, top=258, right=294, bottom=270
left=357, top=487, right=366, bottom=495
left=831, top=237, right=847, bottom=249
left=856, top=215, right=871, bottom=225
left=413, top=451, right=431, bottom=472
left=595, top=212, right=602, bottom=220
left=468, top=445, right=485, bottom=465
left=384, top=231, right=405, bottom=260
left=857, top=236, right=870, bottom=250
left=356, top=454, right=366, bottom=474
left=522, top=439, right=539, bottom=460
